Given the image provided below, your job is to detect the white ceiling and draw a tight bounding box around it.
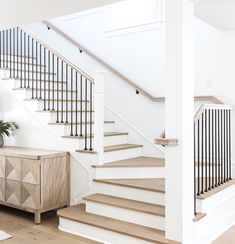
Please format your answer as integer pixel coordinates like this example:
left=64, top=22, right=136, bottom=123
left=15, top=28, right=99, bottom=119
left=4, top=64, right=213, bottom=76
left=193, top=0, right=235, bottom=30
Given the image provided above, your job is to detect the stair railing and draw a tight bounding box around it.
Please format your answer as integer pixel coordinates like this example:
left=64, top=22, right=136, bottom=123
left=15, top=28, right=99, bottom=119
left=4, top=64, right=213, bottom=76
left=194, top=104, right=232, bottom=215
left=0, top=27, right=100, bottom=152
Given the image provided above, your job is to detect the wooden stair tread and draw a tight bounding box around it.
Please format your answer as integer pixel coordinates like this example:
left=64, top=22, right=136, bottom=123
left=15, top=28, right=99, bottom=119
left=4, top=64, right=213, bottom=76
left=48, top=121, right=114, bottom=125
left=36, top=110, right=94, bottom=113
left=197, top=179, right=235, bottom=200
left=84, top=193, right=165, bottom=216
left=24, top=98, right=88, bottom=102
left=1, top=53, right=36, bottom=59
left=193, top=212, right=207, bottom=222
left=58, top=204, right=178, bottom=244
left=62, top=132, right=128, bottom=139
left=4, top=77, right=65, bottom=83
left=94, top=178, right=165, bottom=193
left=92, top=156, right=165, bottom=168
left=77, top=144, right=143, bottom=154
left=13, top=88, right=75, bottom=92
left=3, top=68, right=56, bottom=75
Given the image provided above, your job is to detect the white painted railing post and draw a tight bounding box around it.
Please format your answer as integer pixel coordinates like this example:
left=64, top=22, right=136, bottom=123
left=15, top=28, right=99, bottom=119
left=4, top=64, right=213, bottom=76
left=94, top=70, right=105, bottom=165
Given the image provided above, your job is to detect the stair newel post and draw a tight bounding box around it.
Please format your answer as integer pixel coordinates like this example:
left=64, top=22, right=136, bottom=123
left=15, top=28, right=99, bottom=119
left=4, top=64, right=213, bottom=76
left=93, top=70, right=105, bottom=165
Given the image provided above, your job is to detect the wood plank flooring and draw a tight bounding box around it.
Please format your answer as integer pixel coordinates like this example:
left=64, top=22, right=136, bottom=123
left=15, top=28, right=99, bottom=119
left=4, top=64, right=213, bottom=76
left=0, top=205, right=98, bottom=244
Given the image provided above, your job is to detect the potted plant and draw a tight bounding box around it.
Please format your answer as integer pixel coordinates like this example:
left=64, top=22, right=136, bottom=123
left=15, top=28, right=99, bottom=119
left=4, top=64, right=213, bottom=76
left=0, top=120, right=19, bottom=148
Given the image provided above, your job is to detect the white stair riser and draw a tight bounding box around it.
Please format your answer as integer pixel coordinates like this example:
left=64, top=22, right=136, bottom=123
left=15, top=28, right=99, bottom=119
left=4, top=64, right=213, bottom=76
left=63, top=123, right=114, bottom=134
left=85, top=201, right=165, bottom=230
left=0, top=55, right=36, bottom=62
left=24, top=90, right=77, bottom=99
left=59, top=218, right=153, bottom=244
left=15, top=80, right=64, bottom=89
left=47, top=111, right=93, bottom=122
left=102, top=147, right=143, bottom=163
left=62, top=134, right=128, bottom=148
left=28, top=100, right=88, bottom=111
left=2, top=62, right=46, bottom=70
left=93, top=181, right=165, bottom=205
left=95, top=167, right=165, bottom=179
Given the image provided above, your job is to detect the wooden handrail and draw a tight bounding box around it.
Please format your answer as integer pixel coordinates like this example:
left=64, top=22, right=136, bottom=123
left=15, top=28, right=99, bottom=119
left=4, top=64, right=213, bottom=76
left=43, top=20, right=161, bottom=102
left=21, top=26, right=94, bottom=83
left=194, top=103, right=232, bottom=124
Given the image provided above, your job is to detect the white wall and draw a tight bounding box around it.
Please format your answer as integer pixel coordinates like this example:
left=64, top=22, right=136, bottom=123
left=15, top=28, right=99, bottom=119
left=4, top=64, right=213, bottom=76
left=0, top=0, right=123, bottom=30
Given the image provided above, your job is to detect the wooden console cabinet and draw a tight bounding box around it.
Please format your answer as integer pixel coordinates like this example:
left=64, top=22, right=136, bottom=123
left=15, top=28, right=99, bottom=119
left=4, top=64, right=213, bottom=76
left=0, top=147, right=70, bottom=224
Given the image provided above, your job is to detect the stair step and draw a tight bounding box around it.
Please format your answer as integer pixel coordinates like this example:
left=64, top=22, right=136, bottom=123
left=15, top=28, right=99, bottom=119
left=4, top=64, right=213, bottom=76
left=1, top=54, right=36, bottom=59
left=58, top=204, right=178, bottom=244
left=13, top=87, right=76, bottom=92
left=2, top=68, right=56, bottom=75
left=77, top=144, right=143, bottom=154
left=93, top=156, right=165, bottom=168
left=94, top=178, right=165, bottom=193
left=2, top=61, right=46, bottom=67
left=36, top=110, right=94, bottom=113
left=193, top=212, right=207, bottom=222
left=62, top=132, right=128, bottom=139
left=24, top=98, right=88, bottom=102
left=4, top=77, right=65, bottom=83
left=48, top=121, right=114, bottom=125
left=84, top=193, right=165, bottom=216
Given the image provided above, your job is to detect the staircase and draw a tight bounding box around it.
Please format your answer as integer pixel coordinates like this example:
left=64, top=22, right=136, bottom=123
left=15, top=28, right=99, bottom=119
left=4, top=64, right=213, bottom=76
left=0, top=27, right=234, bottom=244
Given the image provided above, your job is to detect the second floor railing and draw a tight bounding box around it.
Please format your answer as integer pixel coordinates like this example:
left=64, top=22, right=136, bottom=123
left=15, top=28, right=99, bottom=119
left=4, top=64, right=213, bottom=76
left=194, top=104, right=232, bottom=215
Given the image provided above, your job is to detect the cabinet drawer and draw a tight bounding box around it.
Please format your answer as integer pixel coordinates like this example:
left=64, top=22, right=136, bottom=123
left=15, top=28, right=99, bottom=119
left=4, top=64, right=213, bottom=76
left=5, top=180, right=21, bottom=205
left=0, top=157, right=5, bottom=178
left=5, top=157, right=21, bottom=181
left=21, top=183, right=40, bottom=209
left=0, top=178, right=5, bottom=201
left=21, top=159, right=40, bottom=185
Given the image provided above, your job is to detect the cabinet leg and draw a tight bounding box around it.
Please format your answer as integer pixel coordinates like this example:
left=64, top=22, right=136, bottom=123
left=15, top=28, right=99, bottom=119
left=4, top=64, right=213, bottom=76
left=34, top=210, right=41, bottom=224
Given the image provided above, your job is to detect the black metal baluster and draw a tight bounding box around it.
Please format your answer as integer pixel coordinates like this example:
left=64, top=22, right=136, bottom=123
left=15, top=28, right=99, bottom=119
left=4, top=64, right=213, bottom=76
left=229, top=110, right=232, bottom=180
left=48, top=50, right=50, bottom=110
left=209, top=109, right=211, bottom=190
left=89, top=82, right=93, bottom=151
left=52, top=54, right=55, bottom=110
left=84, top=78, right=88, bottom=150
left=61, top=60, right=64, bottom=123
left=194, top=124, right=196, bottom=215
left=20, top=30, right=23, bottom=87
left=56, top=57, right=59, bottom=123
left=5, top=30, right=8, bottom=68
left=75, top=72, right=78, bottom=136
left=39, top=44, right=42, bottom=99
left=224, top=110, right=226, bottom=183
left=205, top=110, right=208, bottom=192
left=24, top=33, right=26, bottom=88
left=35, top=41, right=38, bottom=99
left=197, top=119, right=200, bottom=196
left=3, top=30, right=6, bottom=68
left=16, top=27, right=19, bottom=77
left=201, top=113, right=204, bottom=194
left=27, top=35, right=30, bottom=87
left=70, top=68, right=73, bottom=136
left=221, top=110, right=223, bottom=184
left=65, top=64, right=68, bottom=123
left=9, top=29, right=12, bottom=78
left=80, top=75, right=83, bottom=136
left=215, top=110, right=218, bottom=187
left=218, top=110, right=221, bottom=186
left=212, top=109, right=215, bottom=188
left=31, top=38, right=34, bottom=99
left=43, top=48, right=46, bottom=110
left=226, top=110, right=229, bottom=181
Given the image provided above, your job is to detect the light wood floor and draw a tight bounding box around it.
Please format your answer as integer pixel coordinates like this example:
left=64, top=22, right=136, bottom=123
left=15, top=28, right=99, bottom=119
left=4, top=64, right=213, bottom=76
left=213, top=225, right=235, bottom=243
left=0, top=205, right=98, bottom=244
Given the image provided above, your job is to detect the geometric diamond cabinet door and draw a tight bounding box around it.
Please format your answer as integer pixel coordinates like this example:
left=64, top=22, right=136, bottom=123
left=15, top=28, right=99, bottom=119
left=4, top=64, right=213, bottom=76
left=21, top=183, right=40, bottom=209
left=0, top=156, right=5, bottom=178
left=21, top=159, right=40, bottom=185
left=5, top=157, right=21, bottom=181
left=0, top=179, right=5, bottom=201
left=5, top=180, right=21, bottom=205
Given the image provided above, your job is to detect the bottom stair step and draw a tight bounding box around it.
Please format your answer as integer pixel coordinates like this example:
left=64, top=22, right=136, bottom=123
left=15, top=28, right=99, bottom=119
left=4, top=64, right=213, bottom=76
left=58, top=204, right=179, bottom=244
